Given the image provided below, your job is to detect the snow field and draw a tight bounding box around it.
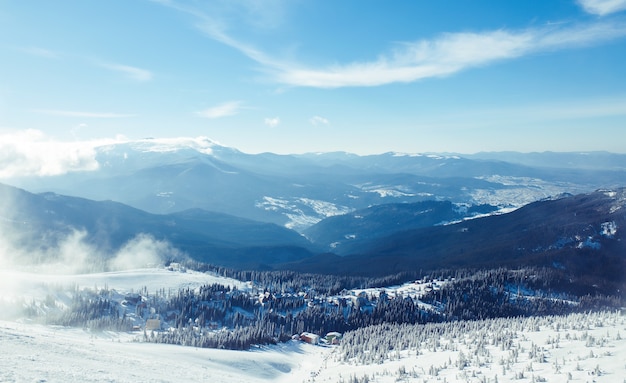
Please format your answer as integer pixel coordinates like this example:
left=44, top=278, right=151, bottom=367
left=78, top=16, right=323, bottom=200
left=2, top=311, right=622, bottom=383
left=0, top=320, right=329, bottom=383
left=315, top=311, right=626, bottom=383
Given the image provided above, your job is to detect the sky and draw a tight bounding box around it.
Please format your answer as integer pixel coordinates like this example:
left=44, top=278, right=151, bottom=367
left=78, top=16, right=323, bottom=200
left=1, top=0, right=626, bottom=155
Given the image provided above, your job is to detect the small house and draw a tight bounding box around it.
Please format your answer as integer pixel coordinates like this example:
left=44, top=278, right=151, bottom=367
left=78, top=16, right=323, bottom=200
left=325, top=332, right=342, bottom=345
left=300, top=332, right=320, bottom=345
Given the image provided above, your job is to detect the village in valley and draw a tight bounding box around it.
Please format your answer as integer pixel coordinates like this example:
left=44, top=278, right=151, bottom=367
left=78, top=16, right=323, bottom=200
left=13, top=264, right=454, bottom=350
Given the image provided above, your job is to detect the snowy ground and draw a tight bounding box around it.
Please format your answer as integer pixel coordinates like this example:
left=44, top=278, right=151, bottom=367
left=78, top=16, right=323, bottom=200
left=0, top=320, right=327, bottom=383
left=1, top=311, right=624, bottom=383
left=0, top=268, right=624, bottom=383
left=317, top=311, right=626, bottom=383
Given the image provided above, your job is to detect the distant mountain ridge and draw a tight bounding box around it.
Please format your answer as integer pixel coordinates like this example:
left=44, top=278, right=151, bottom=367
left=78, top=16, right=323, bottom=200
left=5, top=138, right=625, bottom=232
left=2, top=181, right=624, bottom=296
left=284, top=188, right=626, bottom=295
left=0, top=183, right=314, bottom=269
left=303, top=200, right=499, bottom=254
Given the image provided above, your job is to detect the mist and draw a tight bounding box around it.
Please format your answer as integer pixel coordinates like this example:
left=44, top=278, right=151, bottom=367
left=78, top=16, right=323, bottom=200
left=0, top=179, right=187, bottom=275
left=0, top=226, right=186, bottom=275
left=0, top=220, right=187, bottom=319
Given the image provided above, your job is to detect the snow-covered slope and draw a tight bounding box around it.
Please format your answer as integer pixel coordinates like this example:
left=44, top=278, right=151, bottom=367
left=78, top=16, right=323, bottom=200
left=0, top=320, right=326, bottom=383
left=1, top=311, right=623, bottom=382
left=318, top=311, right=626, bottom=383
left=0, top=267, right=623, bottom=382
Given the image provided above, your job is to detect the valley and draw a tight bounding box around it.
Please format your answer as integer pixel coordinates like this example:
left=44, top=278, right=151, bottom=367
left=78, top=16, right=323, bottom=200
left=0, top=142, right=624, bottom=383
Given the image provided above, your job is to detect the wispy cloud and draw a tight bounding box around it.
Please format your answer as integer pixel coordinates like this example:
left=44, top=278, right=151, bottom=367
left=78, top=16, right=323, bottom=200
left=196, top=101, right=243, bottom=118
left=264, top=117, right=280, bottom=127
left=99, top=62, right=154, bottom=82
left=18, top=47, right=153, bottom=82
left=157, top=1, right=626, bottom=88
left=32, top=109, right=135, bottom=118
left=310, top=116, right=329, bottom=126
left=272, top=21, right=626, bottom=88
left=152, top=1, right=290, bottom=74
left=578, top=0, right=626, bottom=15
left=19, top=46, right=59, bottom=59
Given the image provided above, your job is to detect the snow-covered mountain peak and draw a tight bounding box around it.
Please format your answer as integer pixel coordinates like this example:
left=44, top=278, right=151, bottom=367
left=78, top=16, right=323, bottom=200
left=98, top=136, right=233, bottom=156
left=389, top=151, right=461, bottom=160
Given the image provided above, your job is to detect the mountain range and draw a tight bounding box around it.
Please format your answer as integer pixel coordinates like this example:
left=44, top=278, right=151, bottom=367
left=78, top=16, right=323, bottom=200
left=6, top=138, right=626, bottom=232
left=0, top=183, right=313, bottom=269
left=1, top=138, right=624, bottom=294
left=288, top=189, right=625, bottom=293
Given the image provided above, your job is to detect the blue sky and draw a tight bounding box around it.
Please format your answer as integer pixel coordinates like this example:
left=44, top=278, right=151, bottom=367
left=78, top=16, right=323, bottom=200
left=1, top=0, right=626, bottom=155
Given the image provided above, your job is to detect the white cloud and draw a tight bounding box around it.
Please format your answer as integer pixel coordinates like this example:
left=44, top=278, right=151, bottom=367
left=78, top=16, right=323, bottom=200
left=310, top=115, right=329, bottom=126
left=197, top=101, right=243, bottom=118
left=32, top=109, right=135, bottom=118
left=158, top=1, right=626, bottom=88
left=0, top=129, right=104, bottom=178
left=264, top=117, right=280, bottom=127
left=273, top=21, right=626, bottom=88
left=99, top=62, right=153, bottom=82
left=578, top=0, right=626, bottom=15
left=0, top=132, right=230, bottom=179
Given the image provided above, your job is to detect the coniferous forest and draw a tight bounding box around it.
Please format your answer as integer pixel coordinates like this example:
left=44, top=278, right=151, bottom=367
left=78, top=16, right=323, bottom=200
left=33, top=262, right=623, bottom=351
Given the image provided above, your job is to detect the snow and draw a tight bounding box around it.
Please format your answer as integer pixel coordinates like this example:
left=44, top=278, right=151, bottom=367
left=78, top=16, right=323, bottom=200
left=1, top=311, right=623, bottom=382
left=316, top=311, right=626, bottom=383
left=296, top=197, right=351, bottom=218
left=118, top=136, right=221, bottom=155
left=255, top=196, right=351, bottom=231
left=601, top=221, right=618, bottom=238
left=471, top=176, right=587, bottom=208
left=0, top=320, right=328, bottom=383
left=0, top=267, right=624, bottom=383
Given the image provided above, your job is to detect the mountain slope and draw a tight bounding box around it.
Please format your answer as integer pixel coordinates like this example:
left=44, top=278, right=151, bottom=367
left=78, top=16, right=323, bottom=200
left=0, top=183, right=314, bottom=268
left=284, top=189, right=626, bottom=294
left=6, top=138, right=625, bottom=231
left=304, top=200, right=498, bottom=254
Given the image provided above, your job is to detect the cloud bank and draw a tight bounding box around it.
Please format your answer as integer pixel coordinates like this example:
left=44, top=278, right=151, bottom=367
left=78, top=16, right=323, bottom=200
left=0, top=132, right=232, bottom=179
left=0, top=130, right=101, bottom=178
